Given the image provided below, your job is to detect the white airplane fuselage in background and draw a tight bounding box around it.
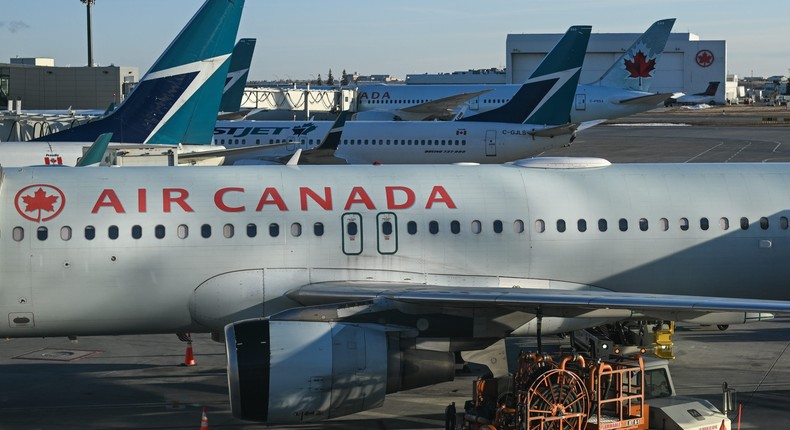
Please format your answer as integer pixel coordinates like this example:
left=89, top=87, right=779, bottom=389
left=355, top=83, right=667, bottom=123
left=2, top=160, right=790, bottom=338
left=215, top=120, right=568, bottom=164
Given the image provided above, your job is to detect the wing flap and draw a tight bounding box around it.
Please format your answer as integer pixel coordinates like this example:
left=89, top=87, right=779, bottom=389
left=287, top=281, right=790, bottom=316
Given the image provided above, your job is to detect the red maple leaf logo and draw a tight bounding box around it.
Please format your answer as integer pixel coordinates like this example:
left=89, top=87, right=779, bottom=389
left=696, top=50, right=714, bottom=67
left=624, top=51, right=656, bottom=78
left=22, top=188, right=59, bottom=222
left=15, top=185, right=66, bottom=223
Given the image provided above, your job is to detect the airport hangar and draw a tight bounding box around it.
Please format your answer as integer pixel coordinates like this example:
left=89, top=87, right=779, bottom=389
left=407, top=31, right=729, bottom=105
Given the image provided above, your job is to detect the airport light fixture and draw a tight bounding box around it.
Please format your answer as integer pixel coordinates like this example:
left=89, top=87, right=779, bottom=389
left=81, top=0, right=96, bottom=67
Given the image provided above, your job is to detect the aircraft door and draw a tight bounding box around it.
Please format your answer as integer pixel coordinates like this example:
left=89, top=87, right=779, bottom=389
left=376, top=212, right=398, bottom=255
left=485, top=130, right=497, bottom=156
left=342, top=212, right=363, bottom=255
left=469, top=96, right=480, bottom=111
left=575, top=93, right=586, bottom=111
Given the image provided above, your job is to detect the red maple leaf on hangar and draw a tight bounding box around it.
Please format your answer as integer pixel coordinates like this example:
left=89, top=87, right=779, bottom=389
left=22, top=187, right=60, bottom=222
left=624, top=51, right=656, bottom=78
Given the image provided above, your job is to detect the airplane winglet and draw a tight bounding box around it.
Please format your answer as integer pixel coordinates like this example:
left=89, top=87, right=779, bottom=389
left=286, top=149, right=303, bottom=166
left=314, top=111, right=349, bottom=151
left=76, top=132, right=113, bottom=167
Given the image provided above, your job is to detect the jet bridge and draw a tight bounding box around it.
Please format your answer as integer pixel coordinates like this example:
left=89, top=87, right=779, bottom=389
left=239, top=86, right=355, bottom=119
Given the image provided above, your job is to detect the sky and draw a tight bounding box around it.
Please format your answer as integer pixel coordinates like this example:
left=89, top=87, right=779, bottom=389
left=1, top=0, right=789, bottom=81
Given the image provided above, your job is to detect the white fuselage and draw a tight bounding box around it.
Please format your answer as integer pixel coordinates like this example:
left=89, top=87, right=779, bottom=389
left=1, top=161, right=790, bottom=337
left=215, top=120, right=564, bottom=164
left=355, top=84, right=664, bottom=123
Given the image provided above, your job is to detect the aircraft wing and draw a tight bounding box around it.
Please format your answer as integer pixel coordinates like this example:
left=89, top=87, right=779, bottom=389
left=282, top=281, right=790, bottom=323
left=616, top=92, right=677, bottom=105
left=399, top=89, right=493, bottom=117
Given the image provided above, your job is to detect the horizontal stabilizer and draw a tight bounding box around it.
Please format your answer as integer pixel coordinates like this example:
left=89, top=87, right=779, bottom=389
left=617, top=92, right=676, bottom=105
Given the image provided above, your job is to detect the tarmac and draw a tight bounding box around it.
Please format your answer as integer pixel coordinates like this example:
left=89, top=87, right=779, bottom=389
left=2, top=106, right=790, bottom=429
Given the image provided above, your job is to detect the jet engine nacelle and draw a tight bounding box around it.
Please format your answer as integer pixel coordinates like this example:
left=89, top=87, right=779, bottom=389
left=225, top=319, right=455, bottom=423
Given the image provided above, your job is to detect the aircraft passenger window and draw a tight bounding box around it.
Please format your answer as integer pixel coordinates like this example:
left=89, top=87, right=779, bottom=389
left=760, top=217, right=769, bottom=230
left=386, top=140, right=391, bottom=145
left=223, top=224, right=235, bottom=238
left=659, top=218, right=669, bottom=231
left=472, top=220, right=482, bottom=234
left=455, top=140, right=460, bottom=146
left=535, top=219, right=545, bottom=233
left=247, top=223, right=257, bottom=238
left=177, top=224, right=189, bottom=239
left=618, top=218, right=628, bottom=232
left=346, top=222, right=357, bottom=236
left=421, top=140, right=426, bottom=146
left=493, top=220, right=503, bottom=234
left=639, top=218, right=648, bottom=232
left=679, top=218, right=689, bottom=231
left=108, top=225, right=119, bottom=240
left=700, top=218, right=709, bottom=231
left=379, top=140, right=384, bottom=145
left=577, top=219, right=586, bottom=232
left=719, top=217, right=729, bottom=230
left=85, top=226, right=95, bottom=240
left=407, top=221, right=418, bottom=235
left=740, top=217, right=749, bottom=230
left=269, top=223, right=280, bottom=237
left=201, top=224, right=212, bottom=238
left=291, top=223, right=302, bottom=237
left=598, top=219, right=607, bottom=232
left=314, top=222, right=324, bottom=236
left=781, top=217, right=789, bottom=230
left=37, top=227, right=48, bottom=241
left=556, top=219, right=566, bottom=233
left=450, top=220, right=460, bottom=234
left=514, top=220, right=524, bottom=233
left=408, top=140, right=413, bottom=145
left=155, top=225, right=165, bottom=239
left=365, top=140, right=369, bottom=145
left=60, top=226, right=72, bottom=241
left=256, top=139, right=260, bottom=145
left=132, top=225, right=142, bottom=239
left=13, top=227, right=24, bottom=242
left=429, top=221, right=439, bottom=235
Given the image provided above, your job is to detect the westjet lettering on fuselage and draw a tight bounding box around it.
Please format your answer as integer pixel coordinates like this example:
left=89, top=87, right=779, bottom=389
left=83, top=185, right=457, bottom=215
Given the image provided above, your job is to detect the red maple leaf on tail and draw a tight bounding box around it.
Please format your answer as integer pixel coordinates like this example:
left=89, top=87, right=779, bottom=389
left=22, top=188, right=59, bottom=222
left=624, top=51, right=656, bottom=78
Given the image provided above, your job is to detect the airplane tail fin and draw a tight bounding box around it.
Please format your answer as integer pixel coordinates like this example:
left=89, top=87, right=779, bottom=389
left=219, top=38, right=256, bottom=113
left=36, top=0, right=244, bottom=145
left=595, top=18, right=676, bottom=92
left=701, top=81, right=720, bottom=96
left=460, top=25, right=591, bottom=125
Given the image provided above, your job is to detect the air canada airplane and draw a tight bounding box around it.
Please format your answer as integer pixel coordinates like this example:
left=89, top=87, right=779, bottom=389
left=669, top=81, right=721, bottom=106
left=353, top=18, right=677, bottom=123
left=216, top=26, right=591, bottom=165
left=0, top=0, right=244, bottom=166
left=2, top=159, right=790, bottom=423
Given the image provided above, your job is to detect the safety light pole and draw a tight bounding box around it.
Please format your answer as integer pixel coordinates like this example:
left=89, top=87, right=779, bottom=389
left=81, top=0, right=96, bottom=67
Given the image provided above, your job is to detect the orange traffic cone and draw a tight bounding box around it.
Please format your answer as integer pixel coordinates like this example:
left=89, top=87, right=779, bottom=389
left=200, top=407, right=209, bottom=430
left=182, top=340, right=196, bottom=366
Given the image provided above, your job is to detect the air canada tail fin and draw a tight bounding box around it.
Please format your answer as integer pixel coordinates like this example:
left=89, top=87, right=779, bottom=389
left=36, top=0, right=245, bottom=145
left=459, top=25, right=590, bottom=125
left=220, top=38, right=256, bottom=113
left=701, top=81, right=720, bottom=96
left=595, top=18, right=675, bottom=92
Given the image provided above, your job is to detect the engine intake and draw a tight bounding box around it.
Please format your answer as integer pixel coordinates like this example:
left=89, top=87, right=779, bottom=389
left=225, top=319, right=454, bottom=423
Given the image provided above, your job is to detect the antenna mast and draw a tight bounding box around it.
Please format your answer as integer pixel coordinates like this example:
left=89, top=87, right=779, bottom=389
left=81, top=0, right=95, bottom=67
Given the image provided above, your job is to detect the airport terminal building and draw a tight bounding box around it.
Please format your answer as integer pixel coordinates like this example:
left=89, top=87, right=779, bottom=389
left=0, top=58, right=138, bottom=110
